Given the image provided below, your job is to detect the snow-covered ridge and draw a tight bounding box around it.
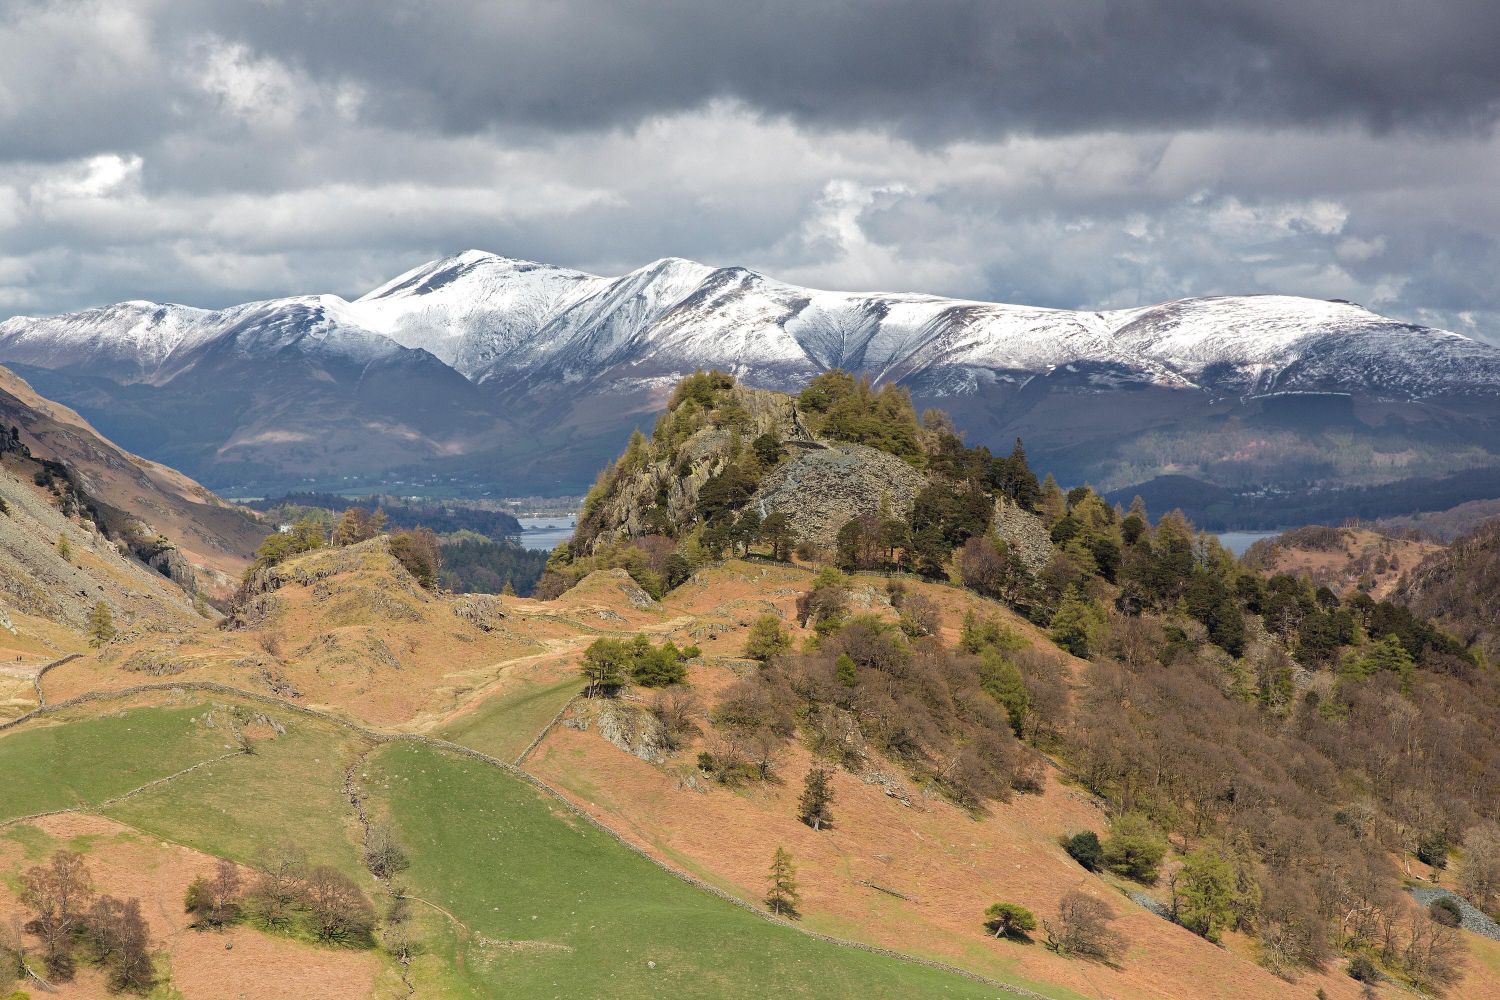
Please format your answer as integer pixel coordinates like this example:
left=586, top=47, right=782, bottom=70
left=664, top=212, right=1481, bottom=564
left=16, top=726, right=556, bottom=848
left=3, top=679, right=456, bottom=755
left=2, top=250, right=1498, bottom=399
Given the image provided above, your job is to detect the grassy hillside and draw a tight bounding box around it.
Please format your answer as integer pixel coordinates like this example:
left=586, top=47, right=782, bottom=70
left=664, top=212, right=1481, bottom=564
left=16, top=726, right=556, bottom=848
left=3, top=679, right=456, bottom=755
left=366, top=741, right=1017, bottom=999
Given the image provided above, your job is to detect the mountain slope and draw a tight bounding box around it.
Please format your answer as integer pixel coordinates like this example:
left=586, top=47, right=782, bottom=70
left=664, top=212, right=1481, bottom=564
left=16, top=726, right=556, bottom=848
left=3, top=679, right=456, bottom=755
left=0, top=365, right=264, bottom=593
left=4, top=251, right=1500, bottom=502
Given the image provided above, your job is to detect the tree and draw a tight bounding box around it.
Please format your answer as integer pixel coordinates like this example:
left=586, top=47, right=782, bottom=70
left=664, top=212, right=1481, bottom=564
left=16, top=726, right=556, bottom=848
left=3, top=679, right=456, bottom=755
left=752, top=431, right=785, bottom=467
left=20, top=850, right=94, bottom=979
left=984, top=901, right=1038, bottom=939
left=1049, top=589, right=1107, bottom=658
left=363, top=823, right=409, bottom=880
left=1045, top=891, right=1126, bottom=963
left=798, top=768, right=835, bottom=831
left=1459, top=822, right=1500, bottom=914
left=835, top=653, right=858, bottom=687
left=185, top=858, right=242, bottom=928
left=628, top=636, right=694, bottom=687
left=246, top=844, right=307, bottom=927
left=649, top=686, right=701, bottom=751
left=743, top=615, right=791, bottom=662
left=86, top=601, right=115, bottom=647
left=389, top=528, right=442, bottom=588
left=56, top=534, right=71, bottom=562
left=897, top=592, right=939, bottom=638
left=1102, top=813, right=1167, bottom=883
left=580, top=637, right=632, bottom=698
left=765, top=848, right=800, bottom=917
left=978, top=651, right=1029, bottom=736
left=1172, top=848, right=1237, bottom=941
left=332, top=506, right=386, bottom=546
left=81, top=895, right=152, bottom=993
left=303, top=866, right=375, bottom=943
left=796, top=567, right=849, bottom=632
left=761, top=511, right=797, bottom=561
left=1062, top=831, right=1104, bottom=871
left=248, top=516, right=326, bottom=573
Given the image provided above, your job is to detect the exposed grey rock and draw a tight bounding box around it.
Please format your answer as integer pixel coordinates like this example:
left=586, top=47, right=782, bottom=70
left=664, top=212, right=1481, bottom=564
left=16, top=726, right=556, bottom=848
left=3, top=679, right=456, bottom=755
left=451, top=594, right=507, bottom=631
left=993, top=497, right=1052, bottom=573
left=751, top=444, right=926, bottom=551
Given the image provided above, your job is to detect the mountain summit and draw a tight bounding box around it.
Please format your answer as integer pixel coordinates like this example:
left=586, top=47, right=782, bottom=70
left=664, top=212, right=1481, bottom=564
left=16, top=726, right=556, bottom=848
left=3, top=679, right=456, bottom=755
left=3, top=251, right=1499, bottom=504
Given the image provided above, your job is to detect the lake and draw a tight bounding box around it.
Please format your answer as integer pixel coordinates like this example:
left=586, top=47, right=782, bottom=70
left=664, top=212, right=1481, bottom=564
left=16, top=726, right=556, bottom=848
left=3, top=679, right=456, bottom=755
left=514, top=514, right=577, bottom=552
left=1216, top=530, right=1281, bottom=556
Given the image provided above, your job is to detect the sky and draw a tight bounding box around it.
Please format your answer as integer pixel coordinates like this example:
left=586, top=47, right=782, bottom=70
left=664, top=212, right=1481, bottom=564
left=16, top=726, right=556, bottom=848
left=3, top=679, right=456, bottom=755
left=2, top=0, right=1499, bottom=344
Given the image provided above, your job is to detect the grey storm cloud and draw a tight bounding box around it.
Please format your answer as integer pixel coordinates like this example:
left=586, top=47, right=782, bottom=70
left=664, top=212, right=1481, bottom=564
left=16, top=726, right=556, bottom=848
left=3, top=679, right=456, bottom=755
left=172, top=0, right=1500, bottom=138
left=0, top=0, right=1499, bottom=346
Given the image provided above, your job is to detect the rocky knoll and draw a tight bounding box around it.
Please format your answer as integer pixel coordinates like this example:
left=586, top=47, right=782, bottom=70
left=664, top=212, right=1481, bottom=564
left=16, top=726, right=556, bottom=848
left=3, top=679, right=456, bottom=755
left=576, top=385, right=802, bottom=554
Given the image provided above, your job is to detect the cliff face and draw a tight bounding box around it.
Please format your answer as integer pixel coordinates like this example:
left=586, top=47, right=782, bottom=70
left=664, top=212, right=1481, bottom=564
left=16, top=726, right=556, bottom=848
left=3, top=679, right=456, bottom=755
left=750, top=444, right=926, bottom=549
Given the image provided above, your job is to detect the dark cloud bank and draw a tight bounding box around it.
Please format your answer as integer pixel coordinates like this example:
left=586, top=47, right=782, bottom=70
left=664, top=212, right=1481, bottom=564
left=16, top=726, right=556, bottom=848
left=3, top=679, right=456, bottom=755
left=1, top=0, right=1498, bottom=341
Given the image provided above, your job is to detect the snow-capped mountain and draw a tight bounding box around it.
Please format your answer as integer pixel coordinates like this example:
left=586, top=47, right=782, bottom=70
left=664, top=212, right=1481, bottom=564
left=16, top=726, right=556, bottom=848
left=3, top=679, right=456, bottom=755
left=2, top=249, right=1499, bottom=498
left=353, top=251, right=1500, bottom=400
left=5, top=249, right=1496, bottom=398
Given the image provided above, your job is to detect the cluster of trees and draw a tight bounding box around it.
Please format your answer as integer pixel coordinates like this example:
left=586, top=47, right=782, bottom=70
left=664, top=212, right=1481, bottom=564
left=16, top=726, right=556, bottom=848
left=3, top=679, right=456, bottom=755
left=1394, top=517, right=1500, bottom=665
left=579, top=635, right=699, bottom=697
left=184, top=844, right=376, bottom=946
left=243, top=510, right=441, bottom=590
left=249, top=493, right=523, bottom=540
left=796, top=371, right=924, bottom=465
left=549, top=371, right=1497, bottom=986
left=826, top=443, right=1041, bottom=582
left=437, top=531, right=549, bottom=595
left=6, top=850, right=152, bottom=992
left=1067, top=646, right=1478, bottom=986
left=709, top=607, right=1064, bottom=810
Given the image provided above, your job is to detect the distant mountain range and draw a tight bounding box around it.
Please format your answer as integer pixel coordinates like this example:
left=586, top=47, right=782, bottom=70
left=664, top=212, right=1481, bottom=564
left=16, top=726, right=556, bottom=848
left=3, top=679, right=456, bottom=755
left=4, top=250, right=1500, bottom=516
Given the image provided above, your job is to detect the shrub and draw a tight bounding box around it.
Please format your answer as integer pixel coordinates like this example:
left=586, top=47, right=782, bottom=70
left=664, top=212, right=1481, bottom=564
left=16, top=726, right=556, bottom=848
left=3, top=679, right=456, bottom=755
left=1428, top=896, right=1462, bottom=928
left=743, top=615, right=791, bottom=662
left=1347, top=954, right=1380, bottom=983
left=1062, top=831, right=1104, bottom=871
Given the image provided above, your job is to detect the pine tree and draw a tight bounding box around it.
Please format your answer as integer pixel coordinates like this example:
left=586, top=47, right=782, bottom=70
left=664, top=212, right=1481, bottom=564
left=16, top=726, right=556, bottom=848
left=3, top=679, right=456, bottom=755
left=1039, top=474, right=1066, bottom=527
left=984, top=901, right=1038, bottom=939
left=766, top=847, right=800, bottom=916
left=761, top=512, right=796, bottom=561
left=835, top=653, right=858, bottom=687
left=798, top=768, right=835, bottom=830
left=87, top=601, right=115, bottom=647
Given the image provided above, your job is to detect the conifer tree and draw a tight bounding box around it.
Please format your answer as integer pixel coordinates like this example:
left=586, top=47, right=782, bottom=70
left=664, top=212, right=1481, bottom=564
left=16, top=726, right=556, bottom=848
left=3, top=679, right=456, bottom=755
left=766, top=848, right=800, bottom=916
left=1039, top=474, right=1067, bottom=527
left=835, top=653, right=858, bottom=687
left=798, top=767, right=835, bottom=830
left=87, top=601, right=115, bottom=647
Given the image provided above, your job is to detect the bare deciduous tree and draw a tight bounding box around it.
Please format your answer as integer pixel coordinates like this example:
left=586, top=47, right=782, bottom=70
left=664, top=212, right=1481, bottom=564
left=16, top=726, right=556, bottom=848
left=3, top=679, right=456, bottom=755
left=20, top=850, right=94, bottom=979
left=304, top=866, right=375, bottom=943
left=1044, top=891, right=1126, bottom=965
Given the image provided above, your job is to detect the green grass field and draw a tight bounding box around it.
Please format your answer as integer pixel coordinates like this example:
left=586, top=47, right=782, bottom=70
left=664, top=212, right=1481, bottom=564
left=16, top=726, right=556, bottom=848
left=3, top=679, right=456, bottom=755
left=366, top=742, right=1009, bottom=999
left=105, top=715, right=368, bottom=875
left=435, top=674, right=580, bottom=761
left=0, top=706, right=225, bottom=821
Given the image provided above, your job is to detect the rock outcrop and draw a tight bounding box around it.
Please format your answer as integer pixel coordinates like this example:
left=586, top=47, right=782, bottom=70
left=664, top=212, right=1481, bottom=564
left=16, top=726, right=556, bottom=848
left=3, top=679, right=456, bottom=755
left=993, top=498, right=1052, bottom=573
left=750, top=444, right=926, bottom=551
